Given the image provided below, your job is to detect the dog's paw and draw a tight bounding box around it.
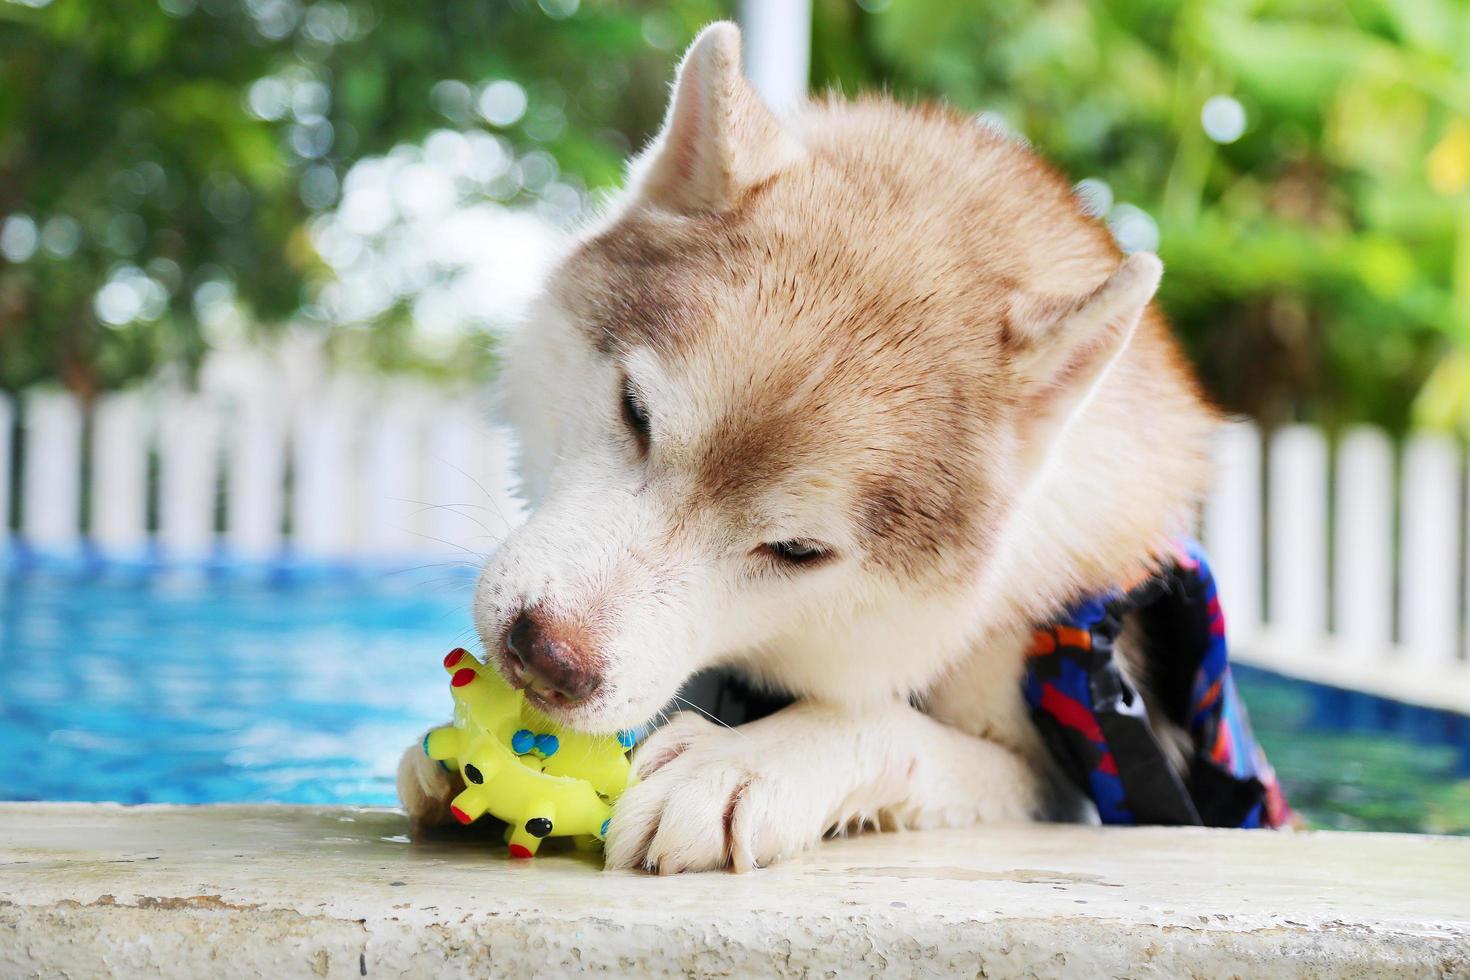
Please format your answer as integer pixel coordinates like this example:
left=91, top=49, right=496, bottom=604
left=604, top=713, right=834, bottom=874
left=396, top=735, right=464, bottom=837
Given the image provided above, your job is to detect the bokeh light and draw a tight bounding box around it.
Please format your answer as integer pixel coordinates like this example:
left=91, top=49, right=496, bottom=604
left=1201, top=95, right=1247, bottom=144
left=538, top=0, right=579, bottom=19
left=1073, top=178, right=1113, bottom=219
left=0, top=215, right=38, bottom=262
left=93, top=265, right=169, bottom=328
left=975, top=110, right=1025, bottom=144
left=1107, top=203, right=1160, bottom=255
left=477, top=80, right=529, bottom=128
left=40, top=217, right=80, bottom=259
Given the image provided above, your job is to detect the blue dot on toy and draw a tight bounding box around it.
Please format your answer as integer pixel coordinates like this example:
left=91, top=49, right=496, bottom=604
left=424, top=732, right=452, bottom=771
left=599, top=818, right=610, bottom=838
left=616, top=729, right=638, bottom=749
left=533, top=733, right=559, bottom=757
left=511, top=728, right=535, bottom=754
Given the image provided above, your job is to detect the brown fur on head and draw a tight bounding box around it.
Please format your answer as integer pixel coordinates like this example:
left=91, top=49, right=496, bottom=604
left=479, top=22, right=1217, bottom=731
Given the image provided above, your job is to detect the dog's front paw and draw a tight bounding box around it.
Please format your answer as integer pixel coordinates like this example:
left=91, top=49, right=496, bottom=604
left=396, top=734, right=464, bottom=837
left=604, top=713, right=833, bottom=874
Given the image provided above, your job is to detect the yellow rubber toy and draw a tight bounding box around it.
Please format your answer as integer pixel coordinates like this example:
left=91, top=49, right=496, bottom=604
left=422, top=648, right=635, bottom=858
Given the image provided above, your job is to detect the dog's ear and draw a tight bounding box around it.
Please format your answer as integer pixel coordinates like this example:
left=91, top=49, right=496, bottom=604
left=628, top=21, right=805, bottom=215
left=1008, top=252, right=1162, bottom=390
left=1006, top=252, right=1163, bottom=468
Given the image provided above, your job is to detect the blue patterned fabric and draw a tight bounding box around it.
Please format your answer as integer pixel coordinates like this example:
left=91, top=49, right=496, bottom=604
left=1023, top=540, right=1291, bottom=828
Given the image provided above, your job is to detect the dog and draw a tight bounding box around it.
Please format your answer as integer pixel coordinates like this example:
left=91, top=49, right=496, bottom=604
left=398, top=21, right=1217, bottom=873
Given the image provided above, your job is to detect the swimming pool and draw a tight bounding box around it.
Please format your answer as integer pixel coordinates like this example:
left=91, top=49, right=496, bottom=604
left=0, top=562, right=471, bottom=806
left=2, top=562, right=1466, bottom=834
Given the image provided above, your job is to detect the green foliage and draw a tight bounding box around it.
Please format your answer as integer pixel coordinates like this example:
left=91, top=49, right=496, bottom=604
left=0, top=0, right=727, bottom=395
left=4, top=0, right=1468, bottom=433
left=815, top=0, right=1470, bottom=432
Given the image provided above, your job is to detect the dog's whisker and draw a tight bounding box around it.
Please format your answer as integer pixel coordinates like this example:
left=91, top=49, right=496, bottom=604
left=400, top=528, right=491, bottom=561
left=394, top=498, right=499, bottom=536
left=414, top=577, right=476, bottom=593
left=670, top=694, right=744, bottom=738
left=394, top=497, right=495, bottom=511
left=379, top=560, right=480, bottom=578
left=428, top=452, right=517, bottom=534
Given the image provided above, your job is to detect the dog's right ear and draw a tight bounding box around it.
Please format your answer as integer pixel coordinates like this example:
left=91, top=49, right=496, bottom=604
left=628, top=21, right=805, bottom=216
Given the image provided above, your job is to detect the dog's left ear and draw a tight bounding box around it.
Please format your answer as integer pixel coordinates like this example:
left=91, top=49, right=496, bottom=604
left=1006, top=252, right=1163, bottom=466
left=628, top=21, right=805, bottom=215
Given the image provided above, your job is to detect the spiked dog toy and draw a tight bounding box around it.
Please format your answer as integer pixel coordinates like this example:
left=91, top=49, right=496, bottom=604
left=423, top=648, right=636, bottom=858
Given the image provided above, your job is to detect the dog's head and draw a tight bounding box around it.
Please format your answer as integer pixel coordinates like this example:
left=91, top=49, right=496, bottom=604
left=475, top=23, right=1203, bottom=731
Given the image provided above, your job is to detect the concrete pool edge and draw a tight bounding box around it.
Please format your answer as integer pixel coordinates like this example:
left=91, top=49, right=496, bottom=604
left=1, top=804, right=1467, bottom=978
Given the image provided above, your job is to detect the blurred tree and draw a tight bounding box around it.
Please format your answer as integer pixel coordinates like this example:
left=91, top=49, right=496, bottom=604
left=0, top=0, right=726, bottom=397
left=814, top=0, right=1470, bottom=433
left=5, top=0, right=1469, bottom=435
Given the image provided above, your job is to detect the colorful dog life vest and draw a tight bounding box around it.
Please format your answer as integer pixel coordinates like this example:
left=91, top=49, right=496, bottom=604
left=1023, top=540, right=1292, bottom=828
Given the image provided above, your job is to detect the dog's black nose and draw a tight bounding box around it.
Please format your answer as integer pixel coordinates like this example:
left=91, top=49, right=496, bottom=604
left=504, top=610, right=602, bottom=706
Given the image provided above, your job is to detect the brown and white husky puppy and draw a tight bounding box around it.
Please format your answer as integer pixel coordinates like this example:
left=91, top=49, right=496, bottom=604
left=399, top=21, right=1216, bottom=873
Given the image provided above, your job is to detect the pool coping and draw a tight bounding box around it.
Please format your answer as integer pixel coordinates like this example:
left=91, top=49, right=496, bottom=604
left=2, top=803, right=1468, bottom=978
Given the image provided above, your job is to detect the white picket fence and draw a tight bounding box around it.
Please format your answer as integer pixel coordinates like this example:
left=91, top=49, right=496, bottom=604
left=1207, top=422, right=1470, bottom=715
left=0, top=384, right=523, bottom=569
left=2, top=389, right=1468, bottom=712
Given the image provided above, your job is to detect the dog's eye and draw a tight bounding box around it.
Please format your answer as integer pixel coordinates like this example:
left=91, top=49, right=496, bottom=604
left=762, top=540, right=831, bottom=567
left=620, top=381, right=651, bottom=453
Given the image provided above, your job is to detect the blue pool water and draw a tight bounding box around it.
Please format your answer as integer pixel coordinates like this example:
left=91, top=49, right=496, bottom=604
left=0, top=563, right=473, bottom=806
left=2, top=563, right=1467, bottom=833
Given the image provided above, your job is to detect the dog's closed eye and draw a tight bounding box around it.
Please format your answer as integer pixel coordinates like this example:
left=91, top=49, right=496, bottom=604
left=621, top=378, right=651, bottom=453
left=760, top=539, right=833, bottom=568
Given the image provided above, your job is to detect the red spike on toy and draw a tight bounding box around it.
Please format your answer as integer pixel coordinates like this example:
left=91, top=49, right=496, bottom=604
left=450, top=668, right=477, bottom=688
left=444, top=648, right=467, bottom=668
left=508, top=844, right=533, bottom=859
